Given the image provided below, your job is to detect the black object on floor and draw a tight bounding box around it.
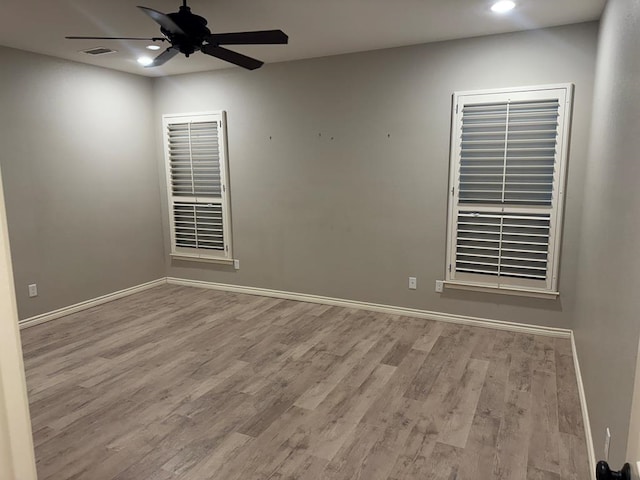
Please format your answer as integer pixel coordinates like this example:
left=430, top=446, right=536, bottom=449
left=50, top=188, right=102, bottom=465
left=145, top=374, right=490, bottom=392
left=596, top=461, right=631, bottom=480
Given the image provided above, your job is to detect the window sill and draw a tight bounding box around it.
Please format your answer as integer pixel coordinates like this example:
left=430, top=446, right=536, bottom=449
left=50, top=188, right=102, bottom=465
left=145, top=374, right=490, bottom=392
left=444, top=281, right=559, bottom=299
left=170, top=254, right=235, bottom=266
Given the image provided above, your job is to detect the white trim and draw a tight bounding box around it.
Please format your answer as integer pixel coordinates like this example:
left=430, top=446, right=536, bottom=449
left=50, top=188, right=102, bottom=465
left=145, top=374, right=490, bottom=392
left=15, top=276, right=573, bottom=339
left=166, top=277, right=571, bottom=338
left=571, top=332, right=597, bottom=480
left=170, top=254, right=235, bottom=265
left=444, top=280, right=559, bottom=299
left=19, top=278, right=166, bottom=330
left=452, top=83, right=577, bottom=97
left=0, top=163, right=37, bottom=479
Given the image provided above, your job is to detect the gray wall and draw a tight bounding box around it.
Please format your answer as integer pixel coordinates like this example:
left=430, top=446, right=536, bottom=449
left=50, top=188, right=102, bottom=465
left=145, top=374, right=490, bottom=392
left=573, top=0, right=640, bottom=466
left=155, top=22, right=598, bottom=329
left=0, top=46, right=165, bottom=320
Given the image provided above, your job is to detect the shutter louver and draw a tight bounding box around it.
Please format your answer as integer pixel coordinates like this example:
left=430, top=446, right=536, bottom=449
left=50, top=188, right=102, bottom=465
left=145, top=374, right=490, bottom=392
left=459, top=99, right=559, bottom=206
left=168, top=121, right=222, bottom=198
left=455, top=212, right=550, bottom=280
left=447, top=85, right=572, bottom=294
left=173, top=202, right=225, bottom=251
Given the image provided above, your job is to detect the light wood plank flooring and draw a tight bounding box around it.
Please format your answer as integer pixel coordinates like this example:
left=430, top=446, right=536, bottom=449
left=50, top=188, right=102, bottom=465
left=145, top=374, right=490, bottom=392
left=21, top=284, right=590, bottom=479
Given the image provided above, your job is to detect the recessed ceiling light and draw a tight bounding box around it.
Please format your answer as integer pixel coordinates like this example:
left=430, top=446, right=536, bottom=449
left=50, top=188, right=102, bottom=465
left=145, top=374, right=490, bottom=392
left=137, top=56, right=153, bottom=66
left=146, top=44, right=161, bottom=51
left=491, top=0, right=516, bottom=13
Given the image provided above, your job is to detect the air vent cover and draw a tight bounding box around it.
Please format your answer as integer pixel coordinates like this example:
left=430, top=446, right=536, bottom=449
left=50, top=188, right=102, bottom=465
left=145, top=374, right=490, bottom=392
left=81, top=47, right=117, bottom=56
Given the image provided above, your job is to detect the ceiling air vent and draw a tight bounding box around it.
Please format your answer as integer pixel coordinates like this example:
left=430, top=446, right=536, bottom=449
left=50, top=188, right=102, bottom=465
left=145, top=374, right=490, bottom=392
left=81, top=47, right=117, bottom=56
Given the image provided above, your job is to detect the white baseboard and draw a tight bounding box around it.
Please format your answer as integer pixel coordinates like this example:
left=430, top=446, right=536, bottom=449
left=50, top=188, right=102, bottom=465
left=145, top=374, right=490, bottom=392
left=571, top=332, right=597, bottom=480
left=19, top=278, right=167, bottom=330
left=18, top=276, right=573, bottom=339
left=166, top=277, right=572, bottom=339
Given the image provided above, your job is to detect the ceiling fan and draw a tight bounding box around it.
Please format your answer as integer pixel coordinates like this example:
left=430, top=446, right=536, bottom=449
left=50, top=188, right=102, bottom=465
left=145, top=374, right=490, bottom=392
left=66, top=0, right=288, bottom=70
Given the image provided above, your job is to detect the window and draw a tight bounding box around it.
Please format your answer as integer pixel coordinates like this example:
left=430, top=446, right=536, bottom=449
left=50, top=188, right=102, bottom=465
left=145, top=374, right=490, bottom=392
left=445, top=84, right=574, bottom=297
left=162, top=111, right=233, bottom=263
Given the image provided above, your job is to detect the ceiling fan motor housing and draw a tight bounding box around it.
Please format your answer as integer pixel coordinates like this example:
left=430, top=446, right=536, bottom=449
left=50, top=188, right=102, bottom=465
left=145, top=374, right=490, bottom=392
left=165, top=5, right=211, bottom=56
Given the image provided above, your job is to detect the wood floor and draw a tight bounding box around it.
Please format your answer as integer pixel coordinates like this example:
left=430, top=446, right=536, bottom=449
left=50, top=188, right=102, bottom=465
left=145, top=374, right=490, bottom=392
left=21, top=284, right=590, bottom=480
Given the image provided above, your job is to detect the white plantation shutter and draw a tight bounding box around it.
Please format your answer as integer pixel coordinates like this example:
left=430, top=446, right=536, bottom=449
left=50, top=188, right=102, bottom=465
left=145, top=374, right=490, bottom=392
left=163, top=112, right=232, bottom=261
left=173, top=202, right=225, bottom=251
left=455, top=212, right=551, bottom=280
left=446, top=85, right=573, bottom=294
left=168, top=121, right=223, bottom=197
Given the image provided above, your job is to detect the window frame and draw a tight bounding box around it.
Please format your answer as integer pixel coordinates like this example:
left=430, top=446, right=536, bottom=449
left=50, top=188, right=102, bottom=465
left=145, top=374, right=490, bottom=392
left=444, top=84, right=574, bottom=298
left=162, top=111, right=234, bottom=264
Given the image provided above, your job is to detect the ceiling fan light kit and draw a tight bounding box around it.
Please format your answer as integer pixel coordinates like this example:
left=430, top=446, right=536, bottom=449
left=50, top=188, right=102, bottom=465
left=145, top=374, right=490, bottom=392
left=66, top=0, right=288, bottom=70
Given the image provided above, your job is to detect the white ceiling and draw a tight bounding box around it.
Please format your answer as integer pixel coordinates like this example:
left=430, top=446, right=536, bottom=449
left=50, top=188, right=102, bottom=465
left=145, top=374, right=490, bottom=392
left=0, top=0, right=605, bottom=77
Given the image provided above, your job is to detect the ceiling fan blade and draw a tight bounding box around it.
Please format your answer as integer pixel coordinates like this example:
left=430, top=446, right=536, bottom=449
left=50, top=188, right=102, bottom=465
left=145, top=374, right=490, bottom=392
left=147, top=47, right=180, bottom=67
left=201, top=45, right=264, bottom=70
left=137, top=6, right=185, bottom=36
left=207, top=30, right=288, bottom=45
left=66, top=36, right=166, bottom=41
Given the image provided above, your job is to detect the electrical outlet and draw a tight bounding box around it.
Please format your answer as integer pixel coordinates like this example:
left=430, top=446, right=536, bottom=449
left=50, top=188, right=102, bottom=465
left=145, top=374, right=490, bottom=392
left=28, top=284, right=37, bottom=298
left=233, top=259, right=240, bottom=270
left=435, top=280, right=444, bottom=293
left=408, top=277, right=417, bottom=290
left=605, top=427, right=611, bottom=461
